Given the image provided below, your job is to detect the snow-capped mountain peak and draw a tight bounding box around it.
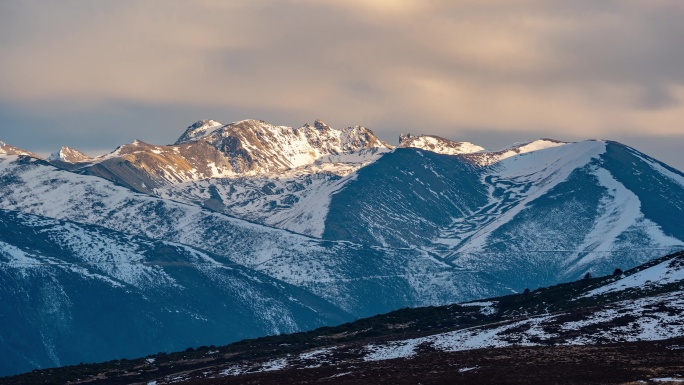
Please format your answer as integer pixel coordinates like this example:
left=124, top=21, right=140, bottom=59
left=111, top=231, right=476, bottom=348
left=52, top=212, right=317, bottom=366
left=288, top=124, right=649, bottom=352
left=48, top=146, right=92, bottom=163
left=171, top=119, right=392, bottom=174
left=174, top=119, right=225, bottom=144
left=398, top=134, right=485, bottom=155
left=0, top=140, right=41, bottom=158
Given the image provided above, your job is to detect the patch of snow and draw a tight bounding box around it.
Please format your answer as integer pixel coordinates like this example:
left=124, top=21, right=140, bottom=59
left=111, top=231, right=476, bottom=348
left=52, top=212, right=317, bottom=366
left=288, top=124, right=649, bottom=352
left=258, top=358, right=289, bottom=372
left=399, top=134, right=485, bottom=155
left=364, top=340, right=420, bottom=361
left=463, top=301, right=498, bottom=316
left=585, top=256, right=684, bottom=296
left=329, top=371, right=352, bottom=378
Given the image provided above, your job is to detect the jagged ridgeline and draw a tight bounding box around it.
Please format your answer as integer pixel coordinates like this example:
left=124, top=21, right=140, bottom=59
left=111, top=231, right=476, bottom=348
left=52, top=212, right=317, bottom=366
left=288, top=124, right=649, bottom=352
left=0, top=119, right=683, bottom=376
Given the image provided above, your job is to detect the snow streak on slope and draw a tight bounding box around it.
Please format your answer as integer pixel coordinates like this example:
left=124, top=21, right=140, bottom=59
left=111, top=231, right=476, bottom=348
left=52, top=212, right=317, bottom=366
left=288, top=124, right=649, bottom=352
left=437, top=140, right=605, bottom=252
left=560, top=166, right=683, bottom=278
left=617, top=144, right=684, bottom=189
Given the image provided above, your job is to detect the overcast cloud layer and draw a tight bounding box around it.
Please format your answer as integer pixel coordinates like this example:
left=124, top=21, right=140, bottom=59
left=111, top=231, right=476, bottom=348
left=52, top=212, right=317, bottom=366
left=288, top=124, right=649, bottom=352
left=1, top=1, right=684, bottom=168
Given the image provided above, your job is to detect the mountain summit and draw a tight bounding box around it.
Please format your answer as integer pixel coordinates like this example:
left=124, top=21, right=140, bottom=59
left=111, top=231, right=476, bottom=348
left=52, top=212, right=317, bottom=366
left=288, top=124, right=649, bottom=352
left=0, top=141, right=40, bottom=158
left=174, top=119, right=225, bottom=144
left=173, top=118, right=391, bottom=173
left=48, top=146, right=92, bottom=163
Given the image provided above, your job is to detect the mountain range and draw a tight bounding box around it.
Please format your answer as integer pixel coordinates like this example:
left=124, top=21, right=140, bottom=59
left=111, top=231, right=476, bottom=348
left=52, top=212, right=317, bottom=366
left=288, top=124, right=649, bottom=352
left=1, top=118, right=683, bottom=376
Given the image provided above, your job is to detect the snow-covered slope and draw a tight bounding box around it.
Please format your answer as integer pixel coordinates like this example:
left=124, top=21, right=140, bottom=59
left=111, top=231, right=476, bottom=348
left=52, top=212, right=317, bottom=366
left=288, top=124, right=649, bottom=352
left=399, top=133, right=484, bottom=155
left=69, top=119, right=391, bottom=235
left=0, top=156, right=508, bottom=318
left=356, top=291, right=684, bottom=363
left=156, top=172, right=352, bottom=237
left=439, top=140, right=684, bottom=288
left=211, top=290, right=684, bottom=376
left=7, top=129, right=684, bottom=297
left=584, top=250, right=684, bottom=297
left=0, top=209, right=351, bottom=376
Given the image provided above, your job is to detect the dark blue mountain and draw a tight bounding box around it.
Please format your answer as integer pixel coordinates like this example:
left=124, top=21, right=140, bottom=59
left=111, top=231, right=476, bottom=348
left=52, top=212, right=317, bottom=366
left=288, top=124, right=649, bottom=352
left=0, top=209, right=351, bottom=376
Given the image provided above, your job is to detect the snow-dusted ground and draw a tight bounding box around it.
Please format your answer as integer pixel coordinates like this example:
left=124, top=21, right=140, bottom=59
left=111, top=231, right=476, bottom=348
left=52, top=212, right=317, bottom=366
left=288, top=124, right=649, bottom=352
left=363, top=291, right=684, bottom=361
left=207, top=289, right=684, bottom=378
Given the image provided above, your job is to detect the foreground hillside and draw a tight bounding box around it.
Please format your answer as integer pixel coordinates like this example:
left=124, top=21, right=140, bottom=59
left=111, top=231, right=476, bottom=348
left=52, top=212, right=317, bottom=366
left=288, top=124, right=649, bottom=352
left=4, top=250, right=682, bottom=384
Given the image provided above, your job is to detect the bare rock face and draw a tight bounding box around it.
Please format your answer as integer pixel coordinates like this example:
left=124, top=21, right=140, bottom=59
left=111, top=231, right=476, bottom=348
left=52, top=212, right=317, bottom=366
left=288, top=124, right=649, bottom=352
left=83, top=139, right=235, bottom=193
left=398, top=134, right=485, bottom=155
left=174, top=119, right=392, bottom=174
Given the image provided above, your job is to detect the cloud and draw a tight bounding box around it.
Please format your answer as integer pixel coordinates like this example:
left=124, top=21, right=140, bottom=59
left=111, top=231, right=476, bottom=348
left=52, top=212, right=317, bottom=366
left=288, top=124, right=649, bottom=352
left=1, top=0, right=684, bottom=157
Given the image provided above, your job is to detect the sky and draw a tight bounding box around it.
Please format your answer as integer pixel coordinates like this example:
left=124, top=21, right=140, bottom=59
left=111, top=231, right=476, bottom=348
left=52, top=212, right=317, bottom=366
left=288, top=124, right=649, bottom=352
left=1, top=0, right=684, bottom=169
